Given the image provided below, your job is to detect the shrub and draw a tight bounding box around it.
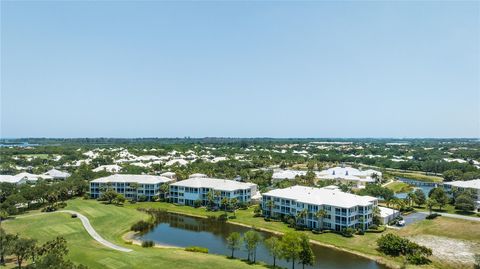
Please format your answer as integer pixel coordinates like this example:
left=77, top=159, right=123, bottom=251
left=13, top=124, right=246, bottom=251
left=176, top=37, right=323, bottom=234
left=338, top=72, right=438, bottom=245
left=341, top=227, right=355, bottom=237
left=131, top=220, right=153, bottom=232
left=141, top=240, right=154, bottom=248
left=369, top=224, right=378, bottom=230
left=138, top=195, right=147, bottom=202
left=185, top=246, right=208, bottom=253
left=426, top=213, right=441, bottom=220
left=125, top=241, right=133, bottom=245
left=57, top=202, right=67, bottom=208
left=193, top=200, right=202, bottom=208
left=407, top=253, right=431, bottom=265
left=377, top=233, right=432, bottom=263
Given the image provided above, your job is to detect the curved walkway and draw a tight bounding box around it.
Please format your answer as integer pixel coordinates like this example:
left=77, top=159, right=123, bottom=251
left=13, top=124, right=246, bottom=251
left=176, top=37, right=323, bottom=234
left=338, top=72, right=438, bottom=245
left=15, top=210, right=133, bottom=252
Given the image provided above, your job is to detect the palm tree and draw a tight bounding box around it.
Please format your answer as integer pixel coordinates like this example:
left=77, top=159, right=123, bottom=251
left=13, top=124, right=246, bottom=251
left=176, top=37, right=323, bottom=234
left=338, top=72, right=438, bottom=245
left=406, top=192, right=416, bottom=207
left=207, top=190, right=215, bottom=209
left=160, top=183, right=170, bottom=201
left=358, top=216, right=365, bottom=232
left=221, top=197, right=229, bottom=213
left=230, top=198, right=238, bottom=217
left=130, top=183, right=140, bottom=202
left=315, top=209, right=327, bottom=231
left=296, top=209, right=308, bottom=228
left=266, top=200, right=275, bottom=218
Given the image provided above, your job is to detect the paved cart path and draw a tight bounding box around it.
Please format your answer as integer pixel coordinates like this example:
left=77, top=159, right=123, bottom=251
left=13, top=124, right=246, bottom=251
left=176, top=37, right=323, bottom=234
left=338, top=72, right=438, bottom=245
left=14, top=210, right=133, bottom=252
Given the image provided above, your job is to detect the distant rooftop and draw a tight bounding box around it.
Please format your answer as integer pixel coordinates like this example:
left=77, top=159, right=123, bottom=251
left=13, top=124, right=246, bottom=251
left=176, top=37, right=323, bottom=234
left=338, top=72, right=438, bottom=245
left=444, top=179, right=480, bottom=190
left=171, top=177, right=256, bottom=191
left=91, top=174, right=174, bottom=184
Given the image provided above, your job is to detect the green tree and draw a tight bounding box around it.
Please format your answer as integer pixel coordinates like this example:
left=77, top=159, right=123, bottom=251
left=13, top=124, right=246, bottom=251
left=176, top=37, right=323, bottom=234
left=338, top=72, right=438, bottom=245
left=160, top=183, right=170, bottom=201
left=314, top=209, right=327, bottom=231
left=280, top=231, right=302, bottom=269
left=413, top=189, right=426, bottom=206
left=226, top=232, right=242, bottom=258
left=0, top=228, right=17, bottom=265
left=266, top=200, right=275, bottom=218
left=129, top=183, right=140, bottom=202
left=0, top=211, right=8, bottom=227
left=221, top=197, right=229, bottom=213
left=230, top=198, right=239, bottom=217
left=11, top=237, right=37, bottom=269
left=99, top=189, right=118, bottom=204
left=295, top=209, right=308, bottom=228
left=244, top=230, right=262, bottom=263
left=264, top=237, right=282, bottom=268
left=114, top=194, right=126, bottom=205
left=298, top=234, right=314, bottom=269
left=454, top=193, right=475, bottom=212
left=429, top=188, right=448, bottom=210
left=426, top=198, right=437, bottom=215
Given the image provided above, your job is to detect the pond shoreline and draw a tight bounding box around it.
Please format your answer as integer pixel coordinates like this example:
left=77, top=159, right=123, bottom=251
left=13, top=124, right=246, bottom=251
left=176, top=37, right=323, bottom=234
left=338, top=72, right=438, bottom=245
left=127, top=207, right=398, bottom=269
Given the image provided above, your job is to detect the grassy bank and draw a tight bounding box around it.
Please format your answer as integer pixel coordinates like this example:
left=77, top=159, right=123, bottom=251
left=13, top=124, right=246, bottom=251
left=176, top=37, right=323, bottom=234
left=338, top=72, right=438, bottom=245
left=384, top=181, right=413, bottom=193
left=386, top=171, right=443, bottom=183
left=2, top=200, right=267, bottom=269
left=4, top=199, right=476, bottom=269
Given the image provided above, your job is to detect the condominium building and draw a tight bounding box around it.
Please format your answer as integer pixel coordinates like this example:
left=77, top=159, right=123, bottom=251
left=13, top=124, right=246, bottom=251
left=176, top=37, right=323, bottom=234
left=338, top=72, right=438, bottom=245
left=443, top=179, right=480, bottom=210
left=262, top=185, right=378, bottom=231
left=169, top=177, right=258, bottom=206
left=90, top=174, right=174, bottom=201
left=316, top=167, right=382, bottom=188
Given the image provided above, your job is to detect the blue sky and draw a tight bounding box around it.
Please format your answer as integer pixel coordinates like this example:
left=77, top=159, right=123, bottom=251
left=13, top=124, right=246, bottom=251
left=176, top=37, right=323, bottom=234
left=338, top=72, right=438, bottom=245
left=1, top=1, right=479, bottom=138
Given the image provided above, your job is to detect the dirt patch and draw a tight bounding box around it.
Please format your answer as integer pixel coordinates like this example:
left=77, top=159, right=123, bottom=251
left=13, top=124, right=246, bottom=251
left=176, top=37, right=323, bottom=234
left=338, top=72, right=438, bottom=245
left=408, top=234, right=480, bottom=265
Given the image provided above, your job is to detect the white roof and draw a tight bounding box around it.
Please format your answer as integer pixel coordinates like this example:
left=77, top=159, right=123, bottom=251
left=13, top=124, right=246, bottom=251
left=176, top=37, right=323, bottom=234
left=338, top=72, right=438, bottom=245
left=378, top=206, right=399, bottom=218
left=263, top=185, right=377, bottom=208
left=165, top=159, right=188, bottom=166
left=272, top=170, right=306, bottom=180
left=15, top=172, right=53, bottom=181
left=93, top=165, right=122, bottom=173
left=171, top=178, right=257, bottom=191
left=0, top=175, right=25, bottom=184
left=91, top=174, right=174, bottom=184
left=189, top=173, right=208, bottom=178
left=160, top=172, right=176, bottom=177
left=444, top=179, right=480, bottom=190
left=44, top=169, right=70, bottom=178
left=316, top=167, right=380, bottom=182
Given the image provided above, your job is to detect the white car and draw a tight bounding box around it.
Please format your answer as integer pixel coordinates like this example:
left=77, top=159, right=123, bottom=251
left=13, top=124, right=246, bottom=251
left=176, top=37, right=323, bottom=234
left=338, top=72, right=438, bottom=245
left=397, top=220, right=406, bottom=226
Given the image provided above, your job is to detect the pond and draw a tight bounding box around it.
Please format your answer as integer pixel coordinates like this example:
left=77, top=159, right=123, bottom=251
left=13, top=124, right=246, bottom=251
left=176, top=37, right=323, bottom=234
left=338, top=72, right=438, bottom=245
left=394, top=178, right=438, bottom=199
left=139, top=211, right=387, bottom=269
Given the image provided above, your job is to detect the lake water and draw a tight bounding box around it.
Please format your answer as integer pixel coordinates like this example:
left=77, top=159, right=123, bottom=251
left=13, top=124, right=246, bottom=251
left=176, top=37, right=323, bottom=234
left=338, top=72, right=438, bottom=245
left=394, top=178, right=438, bottom=199
left=139, top=212, right=387, bottom=269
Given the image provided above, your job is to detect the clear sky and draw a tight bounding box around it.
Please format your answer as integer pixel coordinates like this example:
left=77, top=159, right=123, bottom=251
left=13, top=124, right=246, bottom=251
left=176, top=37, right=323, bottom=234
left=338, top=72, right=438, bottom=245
left=1, top=1, right=479, bottom=138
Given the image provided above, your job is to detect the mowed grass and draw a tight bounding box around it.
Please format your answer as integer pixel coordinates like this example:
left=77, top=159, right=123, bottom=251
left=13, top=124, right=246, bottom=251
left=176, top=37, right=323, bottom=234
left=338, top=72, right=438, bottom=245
left=397, top=216, right=480, bottom=241
left=386, top=171, right=443, bottom=183
left=2, top=200, right=267, bottom=269
left=384, top=181, right=413, bottom=193
left=127, top=201, right=399, bottom=266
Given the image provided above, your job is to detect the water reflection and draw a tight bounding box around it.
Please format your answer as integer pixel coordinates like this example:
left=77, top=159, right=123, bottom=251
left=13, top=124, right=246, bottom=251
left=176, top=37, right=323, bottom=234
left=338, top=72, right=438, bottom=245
left=139, top=211, right=386, bottom=269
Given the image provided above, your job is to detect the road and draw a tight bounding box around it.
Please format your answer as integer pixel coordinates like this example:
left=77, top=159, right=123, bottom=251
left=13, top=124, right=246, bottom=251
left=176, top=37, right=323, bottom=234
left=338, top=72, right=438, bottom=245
left=12, top=210, right=133, bottom=252
left=417, top=211, right=480, bottom=222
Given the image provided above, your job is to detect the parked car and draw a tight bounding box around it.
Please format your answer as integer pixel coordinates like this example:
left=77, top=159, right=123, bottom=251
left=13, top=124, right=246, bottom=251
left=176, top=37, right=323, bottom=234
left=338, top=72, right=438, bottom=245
left=397, top=220, right=405, bottom=226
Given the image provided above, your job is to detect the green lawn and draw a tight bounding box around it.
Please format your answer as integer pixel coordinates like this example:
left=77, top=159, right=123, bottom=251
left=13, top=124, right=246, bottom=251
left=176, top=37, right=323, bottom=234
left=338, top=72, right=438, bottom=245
left=2, top=200, right=267, bottom=269
left=4, top=199, right=476, bottom=269
left=385, top=171, right=443, bottom=183
left=384, top=181, right=413, bottom=193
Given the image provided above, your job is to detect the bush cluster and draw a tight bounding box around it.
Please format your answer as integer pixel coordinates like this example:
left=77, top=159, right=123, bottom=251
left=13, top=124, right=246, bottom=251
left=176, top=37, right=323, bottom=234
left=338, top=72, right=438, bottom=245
left=185, top=246, right=209, bottom=253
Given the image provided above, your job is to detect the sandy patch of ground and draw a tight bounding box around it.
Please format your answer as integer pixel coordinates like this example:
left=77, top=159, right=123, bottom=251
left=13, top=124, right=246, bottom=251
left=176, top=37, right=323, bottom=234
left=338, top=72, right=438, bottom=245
left=408, top=234, right=480, bottom=265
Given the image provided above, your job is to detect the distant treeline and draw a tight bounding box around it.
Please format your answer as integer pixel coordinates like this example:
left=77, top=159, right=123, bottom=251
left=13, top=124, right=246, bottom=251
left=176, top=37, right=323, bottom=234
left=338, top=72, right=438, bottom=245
left=2, top=137, right=479, bottom=146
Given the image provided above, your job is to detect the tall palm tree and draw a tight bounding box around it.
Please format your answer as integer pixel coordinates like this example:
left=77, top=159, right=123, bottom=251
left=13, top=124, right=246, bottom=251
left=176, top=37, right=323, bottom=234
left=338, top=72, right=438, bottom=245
left=130, top=182, right=139, bottom=202
left=207, top=190, right=215, bottom=209
left=221, top=197, right=229, bottom=213
left=266, top=200, right=275, bottom=218
left=315, top=209, right=327, bottom=231
left=296, top=209, right=308, bottom=227
left=230, top=198, right=238, bottom=217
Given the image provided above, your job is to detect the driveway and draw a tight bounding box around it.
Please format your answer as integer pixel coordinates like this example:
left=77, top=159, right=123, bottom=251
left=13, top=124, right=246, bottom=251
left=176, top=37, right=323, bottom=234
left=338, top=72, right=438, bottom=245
left=13, top=210, right=133, bottom=252
left=401, top=212, right=427, bottom=226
